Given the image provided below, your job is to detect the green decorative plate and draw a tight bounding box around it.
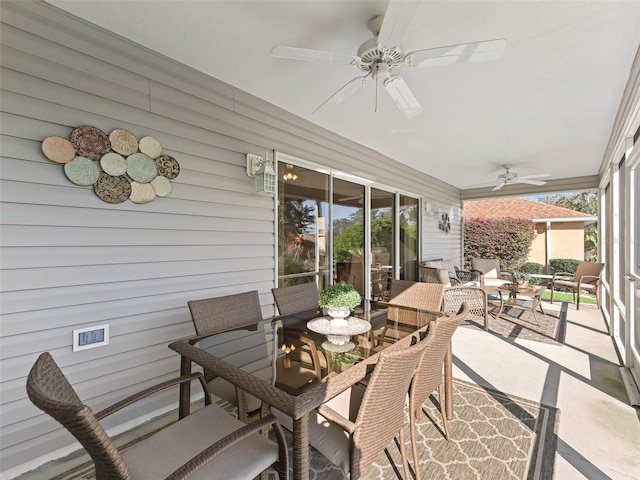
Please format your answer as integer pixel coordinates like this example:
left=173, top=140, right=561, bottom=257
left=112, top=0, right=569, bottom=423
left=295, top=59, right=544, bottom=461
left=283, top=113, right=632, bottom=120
left=64, top=156, right=101, bottom=186
left=127, top=153, right=158, bottom=183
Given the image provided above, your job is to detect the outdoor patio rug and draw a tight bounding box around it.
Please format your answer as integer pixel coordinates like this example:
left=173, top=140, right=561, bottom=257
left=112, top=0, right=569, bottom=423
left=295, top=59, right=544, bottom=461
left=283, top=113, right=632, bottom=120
left=461, top=301, right=568, bottom=344
left=49, top=380, right=558, bottom=480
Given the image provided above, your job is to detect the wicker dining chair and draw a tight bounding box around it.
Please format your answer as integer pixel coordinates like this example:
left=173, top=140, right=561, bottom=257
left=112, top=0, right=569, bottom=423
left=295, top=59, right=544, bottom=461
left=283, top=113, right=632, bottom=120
left=27, top=352, right=289, bottom=480
left=272, top=282, right=324, bottom=379
left=187, top=291, right=266, bottom=422
left=373, top=280, right=445, bottom=346
left=550, top=261, right=605, bottom=310
left=305, top=325, right=433, bottom=479
left=408, top=304, right=468, bottom=479
left=444, top=285, right=488, bottom=330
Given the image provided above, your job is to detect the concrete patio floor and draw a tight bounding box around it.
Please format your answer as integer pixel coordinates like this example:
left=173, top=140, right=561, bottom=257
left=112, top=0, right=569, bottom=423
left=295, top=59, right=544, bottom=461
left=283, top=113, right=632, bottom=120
left=453, top=299, right=640, bottom=480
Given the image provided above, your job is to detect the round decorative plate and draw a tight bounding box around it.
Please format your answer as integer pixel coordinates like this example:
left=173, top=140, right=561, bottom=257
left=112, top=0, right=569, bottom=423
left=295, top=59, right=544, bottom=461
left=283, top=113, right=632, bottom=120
left=138, top=136, right=162, bottom=158
left=41, top=136, right=75, bottom=164
left=129, top=181, right=156, bottom=204
left=154, top=155, right=180, bottom=179
left=94, top=173, right=131, bottom=204
left=64, top=156, right=101, bottom=186
left=69, top=125, right=111, bottom=160
left=151, top=176, right=172, bottom=197
left=100, top=152, right=127, bottom=176
left=127, top=153, right=158, bottom=183
left=109, top=128, right=138, bottom=156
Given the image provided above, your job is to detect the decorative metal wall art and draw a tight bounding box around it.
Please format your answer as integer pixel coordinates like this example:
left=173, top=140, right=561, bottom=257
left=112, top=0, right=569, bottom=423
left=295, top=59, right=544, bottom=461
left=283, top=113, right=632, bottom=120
left=438, top=212, right=451, bottom=234
left=41, top=126, right=180, bottom=204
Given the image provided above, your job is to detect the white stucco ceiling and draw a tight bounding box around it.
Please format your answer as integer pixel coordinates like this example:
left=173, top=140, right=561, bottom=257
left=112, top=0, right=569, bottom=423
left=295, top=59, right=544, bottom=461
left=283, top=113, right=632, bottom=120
left=47, top=0, right=640, bottom=191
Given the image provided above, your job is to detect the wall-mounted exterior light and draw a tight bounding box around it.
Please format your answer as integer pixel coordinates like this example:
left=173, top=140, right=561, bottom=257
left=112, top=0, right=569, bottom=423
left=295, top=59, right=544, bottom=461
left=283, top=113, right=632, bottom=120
left=246, top=152, right=276, bottom=194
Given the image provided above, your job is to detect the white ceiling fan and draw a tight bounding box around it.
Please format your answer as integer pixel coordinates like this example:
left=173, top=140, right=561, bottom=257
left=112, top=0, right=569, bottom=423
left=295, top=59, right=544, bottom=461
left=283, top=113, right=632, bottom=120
left=492, top=165, right=550, bottom=191
left=271, top=1, right=507, bottom=117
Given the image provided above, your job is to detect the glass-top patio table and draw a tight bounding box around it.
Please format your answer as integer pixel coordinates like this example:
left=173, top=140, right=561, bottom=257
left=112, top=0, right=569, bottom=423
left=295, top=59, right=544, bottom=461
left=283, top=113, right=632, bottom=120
left=169, top=301, right=451, bottom=480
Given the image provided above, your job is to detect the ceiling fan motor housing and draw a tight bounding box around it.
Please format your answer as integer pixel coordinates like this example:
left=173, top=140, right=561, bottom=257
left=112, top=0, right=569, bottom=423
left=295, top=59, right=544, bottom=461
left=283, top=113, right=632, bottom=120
left=356, top=37, right=404, bottom=72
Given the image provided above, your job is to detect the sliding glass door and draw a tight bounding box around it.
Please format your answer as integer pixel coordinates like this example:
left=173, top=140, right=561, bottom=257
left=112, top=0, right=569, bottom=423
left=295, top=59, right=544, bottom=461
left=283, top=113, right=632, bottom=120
left=277, top=156, right=419, bottom=298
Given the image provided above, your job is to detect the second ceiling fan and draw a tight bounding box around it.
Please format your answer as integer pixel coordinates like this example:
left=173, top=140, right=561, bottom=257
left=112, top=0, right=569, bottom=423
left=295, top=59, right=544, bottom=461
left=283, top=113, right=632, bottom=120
left=271, top=1, right=507, bottom=117
left=492, top=165, right=550, bottom=191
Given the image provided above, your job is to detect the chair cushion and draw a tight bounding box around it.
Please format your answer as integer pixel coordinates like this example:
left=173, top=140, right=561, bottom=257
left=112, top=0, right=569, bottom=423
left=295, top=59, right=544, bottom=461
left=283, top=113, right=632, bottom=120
left=272, top=386, right=365, bottom=476
left=423, top=259, right=456, bottom=278
left=554, top=280, right=596, bottom=291
left=122, top=403, right=278, bottom=480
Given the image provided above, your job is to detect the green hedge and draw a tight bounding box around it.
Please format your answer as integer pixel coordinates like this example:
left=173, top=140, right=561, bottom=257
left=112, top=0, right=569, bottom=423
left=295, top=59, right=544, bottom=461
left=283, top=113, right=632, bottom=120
left=549, top=258, right=580, bottom=274
left=519, top=262, right=544, bottom=285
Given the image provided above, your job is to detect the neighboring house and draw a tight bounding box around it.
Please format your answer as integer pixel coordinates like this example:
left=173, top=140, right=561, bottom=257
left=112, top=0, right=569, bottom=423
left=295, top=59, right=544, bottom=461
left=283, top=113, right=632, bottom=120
left=464, top=198, right=597, bottom=269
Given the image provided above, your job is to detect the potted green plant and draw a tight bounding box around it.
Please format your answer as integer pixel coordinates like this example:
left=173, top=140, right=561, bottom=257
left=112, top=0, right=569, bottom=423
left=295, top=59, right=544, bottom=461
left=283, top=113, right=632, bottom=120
left=319, top=282, right=361, bottom=326
left=513, top=271, right=530, bottom=289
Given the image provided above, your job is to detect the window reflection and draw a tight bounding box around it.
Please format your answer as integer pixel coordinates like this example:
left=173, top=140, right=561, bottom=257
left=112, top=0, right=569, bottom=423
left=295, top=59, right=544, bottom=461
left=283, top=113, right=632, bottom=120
left=277, top=163, right=329, bottom=288
left=400, top=196, right=419, bottom=282
left=371, top=189, right=394, bottom=300
left=332, top=178, right=365, bottom=296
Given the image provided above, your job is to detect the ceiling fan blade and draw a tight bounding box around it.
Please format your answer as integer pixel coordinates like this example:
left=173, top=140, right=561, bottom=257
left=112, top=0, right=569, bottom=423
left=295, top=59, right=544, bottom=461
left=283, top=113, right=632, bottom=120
left=405, top=38, right=507, bottom=68
left=270, top=46, right=358, bottom=65
left=517, top=173, right=551, bottom=180
left=492, top=182, right=506, bottom=191
left=377, top=0, right=421, bottom=47
left=384, top=75, right=422, bottom=117
left=513, top=179, right=548, bottom=186
left=313, top=74, right=370, bottom=114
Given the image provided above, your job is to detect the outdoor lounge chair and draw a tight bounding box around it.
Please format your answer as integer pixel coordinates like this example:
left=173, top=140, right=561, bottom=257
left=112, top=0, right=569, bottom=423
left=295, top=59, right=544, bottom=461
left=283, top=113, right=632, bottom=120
left=550, top=261, right=605, bottom=309
left=27, top=352, right=289, bottom=480
left=470, top=257, right=515, bottom=289
left=409, top=303, right=469, bottom=479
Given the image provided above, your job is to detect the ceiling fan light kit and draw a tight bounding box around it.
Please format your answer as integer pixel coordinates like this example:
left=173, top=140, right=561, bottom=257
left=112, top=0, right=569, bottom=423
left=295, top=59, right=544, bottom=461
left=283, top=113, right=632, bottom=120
left=270, top=1, right=506, bottom=118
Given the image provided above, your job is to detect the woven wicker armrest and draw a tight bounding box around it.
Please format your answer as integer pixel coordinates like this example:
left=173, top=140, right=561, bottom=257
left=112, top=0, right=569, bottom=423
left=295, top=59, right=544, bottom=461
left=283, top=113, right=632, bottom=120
left=165, top=414, right=289, bottom=480
left=316, top=404, right=356, bottom=434
left=95, top=373, right=210, bottom=420
left=170, top=340, right=296, bottom=414
left=551, top=271, right=573, bottom=281
left=186, top=323, right=260, bottom=345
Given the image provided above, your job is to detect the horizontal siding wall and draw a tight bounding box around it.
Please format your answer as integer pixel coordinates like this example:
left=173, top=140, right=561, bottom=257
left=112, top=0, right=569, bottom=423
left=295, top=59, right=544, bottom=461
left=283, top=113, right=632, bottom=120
left=0, top=0, right=461, bottom=474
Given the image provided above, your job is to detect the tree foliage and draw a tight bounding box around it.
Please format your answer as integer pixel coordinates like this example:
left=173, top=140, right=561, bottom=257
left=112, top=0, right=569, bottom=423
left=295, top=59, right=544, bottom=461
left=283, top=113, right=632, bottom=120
left=464, top=218, right=536, bottom=270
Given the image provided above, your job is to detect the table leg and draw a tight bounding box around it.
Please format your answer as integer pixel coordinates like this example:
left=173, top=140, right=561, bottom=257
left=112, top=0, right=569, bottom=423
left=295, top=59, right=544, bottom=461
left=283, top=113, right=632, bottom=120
left=445, top=341, right=453, bottom=420
left=293, top=414, right=310, bottom=480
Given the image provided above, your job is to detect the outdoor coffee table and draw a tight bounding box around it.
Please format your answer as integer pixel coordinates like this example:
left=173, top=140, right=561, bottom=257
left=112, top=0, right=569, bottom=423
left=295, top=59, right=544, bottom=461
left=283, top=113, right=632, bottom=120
left=499, top=284, right=547, bottom=324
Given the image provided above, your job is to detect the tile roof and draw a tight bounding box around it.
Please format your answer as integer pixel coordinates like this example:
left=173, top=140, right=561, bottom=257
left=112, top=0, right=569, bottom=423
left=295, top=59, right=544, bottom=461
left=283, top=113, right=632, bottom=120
left=464, top=197, right=593, bottom=220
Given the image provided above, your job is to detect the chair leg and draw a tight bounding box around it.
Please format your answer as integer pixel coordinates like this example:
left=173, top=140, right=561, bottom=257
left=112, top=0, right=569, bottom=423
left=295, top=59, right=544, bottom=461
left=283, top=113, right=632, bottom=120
left=576, top=289, right=580, bottom=310
left=410, top=406, right=421, bottom=480
left=550, top=284, right=554, bottom=304
left=438, top=384, right=450, bottom=441
left=399, top=427, right=411, bottom=480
